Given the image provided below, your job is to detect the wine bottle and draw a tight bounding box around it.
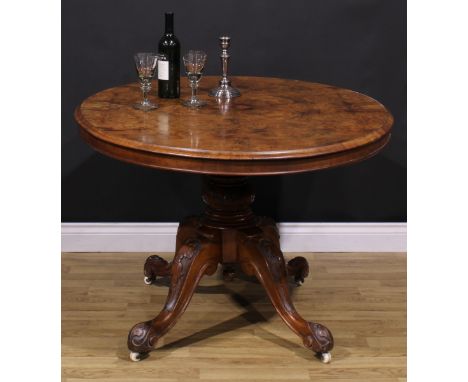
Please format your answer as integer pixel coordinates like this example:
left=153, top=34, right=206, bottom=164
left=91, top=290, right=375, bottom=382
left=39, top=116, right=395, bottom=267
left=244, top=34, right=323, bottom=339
left=158, top=12, right=180, bottom=98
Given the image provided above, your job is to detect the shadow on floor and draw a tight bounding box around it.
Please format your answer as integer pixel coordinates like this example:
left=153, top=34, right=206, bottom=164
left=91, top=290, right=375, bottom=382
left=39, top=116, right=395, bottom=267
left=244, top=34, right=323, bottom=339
left=117, top=274, right=315, bottom=362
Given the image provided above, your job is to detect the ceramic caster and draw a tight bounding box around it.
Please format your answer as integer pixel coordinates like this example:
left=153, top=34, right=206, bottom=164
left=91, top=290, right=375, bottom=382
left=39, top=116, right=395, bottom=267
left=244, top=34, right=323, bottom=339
left=129, top=351, right=142, bottom=362
left=143, top=276, right=152, bottom=285
left=295, top=279, right=303, bottom=287
left=320, top=352, right=332, bottom=364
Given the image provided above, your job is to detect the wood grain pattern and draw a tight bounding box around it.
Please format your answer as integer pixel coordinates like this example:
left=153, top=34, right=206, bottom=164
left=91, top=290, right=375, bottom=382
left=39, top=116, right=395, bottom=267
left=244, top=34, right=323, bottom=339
left=62, top=252, right=407, bottom=382
left=75, top=76, right=392, bottom=175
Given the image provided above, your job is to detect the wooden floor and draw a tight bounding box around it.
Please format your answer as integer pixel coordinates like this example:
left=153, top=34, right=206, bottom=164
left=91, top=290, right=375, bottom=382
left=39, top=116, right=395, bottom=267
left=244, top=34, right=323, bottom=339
left=62, top=252, right=406, bottom=382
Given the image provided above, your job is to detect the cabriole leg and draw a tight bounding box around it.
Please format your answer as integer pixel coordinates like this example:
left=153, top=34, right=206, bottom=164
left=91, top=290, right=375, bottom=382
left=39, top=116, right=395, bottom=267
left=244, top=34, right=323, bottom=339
left=128, top=228, right=220, bottom=361
left=238, top=223, right=334, bottom=362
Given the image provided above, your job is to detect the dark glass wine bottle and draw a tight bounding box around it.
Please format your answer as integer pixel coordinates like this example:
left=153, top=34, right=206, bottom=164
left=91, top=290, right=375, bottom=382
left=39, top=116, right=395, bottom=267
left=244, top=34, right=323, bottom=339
left=158, top=12, right=180, bottom=98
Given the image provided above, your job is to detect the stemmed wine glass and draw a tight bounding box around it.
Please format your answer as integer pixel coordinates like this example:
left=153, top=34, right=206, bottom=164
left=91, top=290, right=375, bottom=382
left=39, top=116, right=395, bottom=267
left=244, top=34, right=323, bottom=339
left=182, top=50, right=207, bottom=108
left=133, top=52, right=164, bottom=111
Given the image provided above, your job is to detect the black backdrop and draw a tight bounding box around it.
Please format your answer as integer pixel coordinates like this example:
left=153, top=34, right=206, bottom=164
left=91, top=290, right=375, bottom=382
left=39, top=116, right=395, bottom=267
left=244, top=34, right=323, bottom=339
left=62, top=0, right=406, bottom=223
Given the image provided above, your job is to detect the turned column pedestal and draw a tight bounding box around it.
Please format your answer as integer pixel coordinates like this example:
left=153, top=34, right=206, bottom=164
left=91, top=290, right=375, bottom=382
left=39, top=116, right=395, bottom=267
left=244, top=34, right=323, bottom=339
left=127, top=176, right=334, bottom=363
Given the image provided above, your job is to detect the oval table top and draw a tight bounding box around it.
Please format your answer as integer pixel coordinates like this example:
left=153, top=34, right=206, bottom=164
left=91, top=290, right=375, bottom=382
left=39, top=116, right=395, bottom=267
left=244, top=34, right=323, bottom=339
left=75, top=76, right=393, bottom=175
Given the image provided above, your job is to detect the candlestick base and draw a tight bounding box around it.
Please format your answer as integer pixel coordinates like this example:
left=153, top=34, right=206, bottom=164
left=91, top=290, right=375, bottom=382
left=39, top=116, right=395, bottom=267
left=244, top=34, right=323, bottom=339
left=209, top=84, right=240, bottom=99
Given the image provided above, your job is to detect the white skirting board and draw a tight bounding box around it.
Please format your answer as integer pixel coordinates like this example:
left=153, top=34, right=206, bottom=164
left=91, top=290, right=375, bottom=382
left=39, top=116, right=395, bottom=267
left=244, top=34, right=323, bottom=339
left=61, top=223, right=406, bottom=253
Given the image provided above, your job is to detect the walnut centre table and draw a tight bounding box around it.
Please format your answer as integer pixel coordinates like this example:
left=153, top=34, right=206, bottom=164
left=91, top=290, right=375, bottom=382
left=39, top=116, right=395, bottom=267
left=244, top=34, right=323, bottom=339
left=75, top=76, right=393, bottom=364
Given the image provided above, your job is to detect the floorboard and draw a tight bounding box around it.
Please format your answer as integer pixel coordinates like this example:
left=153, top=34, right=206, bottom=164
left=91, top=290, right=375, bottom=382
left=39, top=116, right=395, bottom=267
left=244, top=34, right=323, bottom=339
left=62, top=252, right=406, bottom=382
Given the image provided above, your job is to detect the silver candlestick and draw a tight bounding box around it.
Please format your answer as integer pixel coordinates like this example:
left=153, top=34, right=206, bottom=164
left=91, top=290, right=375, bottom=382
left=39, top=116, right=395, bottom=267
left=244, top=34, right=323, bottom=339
left=209, top=36, right=240, bottom=98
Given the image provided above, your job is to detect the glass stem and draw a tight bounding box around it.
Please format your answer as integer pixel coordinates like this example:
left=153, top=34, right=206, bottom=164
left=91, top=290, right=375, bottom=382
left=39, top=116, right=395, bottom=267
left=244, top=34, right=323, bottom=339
left=191, top=82, right=197, bottom=102
left=142, top=80, right=150, bottom=105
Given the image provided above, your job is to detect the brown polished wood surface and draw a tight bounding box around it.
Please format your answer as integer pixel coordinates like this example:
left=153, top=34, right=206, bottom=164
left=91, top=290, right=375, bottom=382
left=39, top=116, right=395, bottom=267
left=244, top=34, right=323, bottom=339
left=75, top=76, right=392, bottom=175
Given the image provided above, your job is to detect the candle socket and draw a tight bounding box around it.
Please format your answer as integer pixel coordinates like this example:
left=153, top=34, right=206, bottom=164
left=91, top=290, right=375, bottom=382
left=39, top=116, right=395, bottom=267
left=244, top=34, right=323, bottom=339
left=209, top=36, right=240, bottom=99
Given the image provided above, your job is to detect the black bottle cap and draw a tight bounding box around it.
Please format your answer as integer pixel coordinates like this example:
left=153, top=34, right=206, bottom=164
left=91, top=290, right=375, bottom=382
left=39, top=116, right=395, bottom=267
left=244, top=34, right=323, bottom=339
left=165, top=12, right=174, bottom=34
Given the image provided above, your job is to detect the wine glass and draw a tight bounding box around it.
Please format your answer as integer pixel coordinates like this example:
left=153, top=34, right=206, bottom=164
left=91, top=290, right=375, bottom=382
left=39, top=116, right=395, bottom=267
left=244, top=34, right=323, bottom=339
left=133, top=52, right=164, bottom=111
left=182, top=50, right=207, bottom=108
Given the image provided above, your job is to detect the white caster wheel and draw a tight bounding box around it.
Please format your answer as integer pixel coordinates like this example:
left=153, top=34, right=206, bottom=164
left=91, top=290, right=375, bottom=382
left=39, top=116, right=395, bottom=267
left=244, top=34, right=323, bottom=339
left=143, top=276, right=152, bottom=285
left=130, top=351, right=142, bottom=362
left=295, top=280, right=303, bottom=287
left=320, top=352, right=332, bottom=364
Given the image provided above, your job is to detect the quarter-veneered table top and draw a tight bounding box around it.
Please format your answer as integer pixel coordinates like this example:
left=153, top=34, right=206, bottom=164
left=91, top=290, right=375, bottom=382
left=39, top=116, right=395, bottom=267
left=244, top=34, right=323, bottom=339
left=75, top=76, right=393, bottom=175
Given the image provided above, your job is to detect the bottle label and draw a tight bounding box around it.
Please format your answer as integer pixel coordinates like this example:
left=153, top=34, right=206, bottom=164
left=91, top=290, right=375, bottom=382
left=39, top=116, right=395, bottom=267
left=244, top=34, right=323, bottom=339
left=158, top=60, right=169, bottom=80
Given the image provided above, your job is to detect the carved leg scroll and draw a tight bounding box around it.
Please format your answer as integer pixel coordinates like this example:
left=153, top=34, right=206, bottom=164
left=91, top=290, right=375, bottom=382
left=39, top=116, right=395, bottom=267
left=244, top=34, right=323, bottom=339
left=128, top=231, right=220, bottom=361
left=287, top=256, right=310, bottom=286
left=238, top=223, right=334, bottom=363
left=143, top=255, right=172, bottom=285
